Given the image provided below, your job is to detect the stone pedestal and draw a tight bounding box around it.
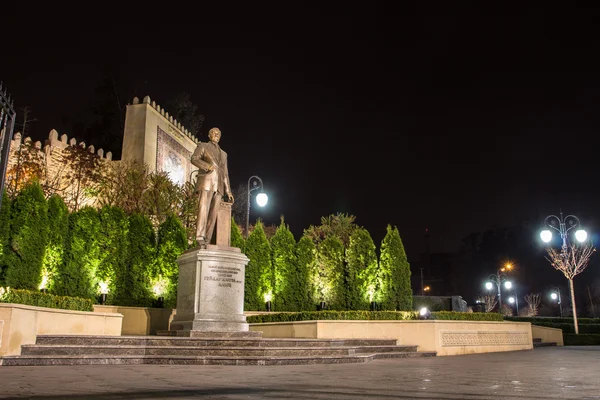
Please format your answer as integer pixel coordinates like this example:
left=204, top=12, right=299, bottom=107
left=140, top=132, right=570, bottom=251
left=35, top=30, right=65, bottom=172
left=168, top=245, right=250, bottom=333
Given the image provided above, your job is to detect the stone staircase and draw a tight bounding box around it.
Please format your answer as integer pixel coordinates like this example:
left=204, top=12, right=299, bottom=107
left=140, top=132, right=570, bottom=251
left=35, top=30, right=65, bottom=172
left=0, top=334, right=436, bottom=366
left=533, top=337, right=557, bottom=348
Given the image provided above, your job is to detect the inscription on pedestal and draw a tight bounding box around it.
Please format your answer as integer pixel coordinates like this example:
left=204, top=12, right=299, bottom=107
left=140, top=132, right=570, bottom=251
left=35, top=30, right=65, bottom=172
left=203, top=264, right=243, bottom=288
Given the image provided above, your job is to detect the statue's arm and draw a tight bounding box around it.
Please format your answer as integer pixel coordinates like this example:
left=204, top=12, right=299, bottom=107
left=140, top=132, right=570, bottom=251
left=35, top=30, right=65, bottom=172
left=191, top=145, right=212, bottom=171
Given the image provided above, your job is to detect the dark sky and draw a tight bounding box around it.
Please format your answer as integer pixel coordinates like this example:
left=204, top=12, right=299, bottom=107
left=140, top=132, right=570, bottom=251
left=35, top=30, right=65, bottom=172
left=4, top=3, right=600, bottom=275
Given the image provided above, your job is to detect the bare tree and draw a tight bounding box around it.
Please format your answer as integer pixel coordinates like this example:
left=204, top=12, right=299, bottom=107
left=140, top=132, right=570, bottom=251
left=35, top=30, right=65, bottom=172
left=524, top=292, right=541, bottom=316
left=546, top=242, right=596, bottom=334
left=475, top=294, right=497, bottom=313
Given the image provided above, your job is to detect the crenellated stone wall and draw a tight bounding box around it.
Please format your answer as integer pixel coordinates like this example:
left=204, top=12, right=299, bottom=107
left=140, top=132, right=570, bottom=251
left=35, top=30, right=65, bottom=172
left=122, top=96, right=199, bottom=186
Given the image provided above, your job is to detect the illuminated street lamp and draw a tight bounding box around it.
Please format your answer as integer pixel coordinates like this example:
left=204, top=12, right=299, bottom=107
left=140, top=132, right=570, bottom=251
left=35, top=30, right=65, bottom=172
left=245, top=175, right=268, bottom=238
left=486, top=262, right=513, bottom=312
left=550, top=287, right=563, bottom=317
left=508, top=294, right=519, bottom=315
left=540, top=212, right=588, bottom=251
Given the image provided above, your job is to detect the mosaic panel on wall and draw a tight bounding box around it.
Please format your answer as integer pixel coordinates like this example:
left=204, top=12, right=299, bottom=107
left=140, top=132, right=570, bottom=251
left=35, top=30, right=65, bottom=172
left=156, top=126, right=192, bottom=186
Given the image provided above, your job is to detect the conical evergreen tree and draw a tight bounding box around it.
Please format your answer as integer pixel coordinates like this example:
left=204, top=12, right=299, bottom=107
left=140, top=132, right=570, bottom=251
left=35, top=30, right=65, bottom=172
left=43, top=195, right=69, bottom=291
left=346, top=227, right=378, bottom=310
left=55, top=206, right=100, bottom=299
left=230, top=217, right=245, bottom=252
left=97, top=205, right=129, bottom=301
left=244, top=220, right=272, bottom=310
left=296, top=235, right=316, bottom=311
left=379, top=225, right=412, bottom=310
left=271, top=217, right=297, bottom=311
left=5, top=181, right=48, bottom=290
left=315, top=235, right=345, bottom=310
left=154, top=214, right=187, bottom=307
left=0, top=190, right=12, bottom=285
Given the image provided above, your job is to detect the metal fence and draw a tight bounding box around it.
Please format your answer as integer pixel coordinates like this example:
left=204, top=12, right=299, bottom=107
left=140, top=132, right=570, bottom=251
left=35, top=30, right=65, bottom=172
left=0, top=82, right=16, bottom=210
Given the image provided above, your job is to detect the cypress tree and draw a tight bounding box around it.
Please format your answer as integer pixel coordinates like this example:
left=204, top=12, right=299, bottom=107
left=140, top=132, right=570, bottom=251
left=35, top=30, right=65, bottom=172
left=154, top=214, right=187, bottom=307
left=5, top=181, right=48, bottom=290
left=244, top=220, right=272, bottom=310
left=346, top=227, right=378, bottom=310
left=42, top=195, right=69, bottom=291
left=114, top=213, right=155, bottom=306
left=230, top=217, right=245, bottom=252
left=97, top=205, right=129, bottom=300
left=55, top=206, right=100, bottom=299
left=296, top=235, right=316, bottom=311
left=0, top=190, right=12, bottom=285
left=379, top=225, right=413, bottom=310
left=270, top=217, right=297, bottom=311
left=315, top=236, right=345, bottom=310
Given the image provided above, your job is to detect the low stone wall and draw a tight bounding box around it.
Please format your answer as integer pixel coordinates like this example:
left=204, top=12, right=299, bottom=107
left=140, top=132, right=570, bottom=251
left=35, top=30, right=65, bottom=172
left=0, top=303, right=123, bottom=356
left=94, top=305, right=176, bottom=335
left=249, top=320, right=533, bottom=356
left=532, top=324, right=564, bottom=346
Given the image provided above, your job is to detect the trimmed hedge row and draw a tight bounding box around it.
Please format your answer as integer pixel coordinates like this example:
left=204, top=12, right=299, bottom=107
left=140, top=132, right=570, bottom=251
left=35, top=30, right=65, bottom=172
left=506, top=316, right=600, bottom=324
left=563, top=334, right=600, bottom=346
left=0, top=288, right=94, bottom=312
left=530, top=322, right=600, bottom=334
left=246, top=310, right=503, bottom=323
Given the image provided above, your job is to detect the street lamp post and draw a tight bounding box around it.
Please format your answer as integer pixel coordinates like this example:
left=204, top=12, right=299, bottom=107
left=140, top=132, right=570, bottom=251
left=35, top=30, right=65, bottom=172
left=540, top=212, right=590, bottom=334
left=245, top=175, right=268, bottom=238
left=486, top=263, right=513, bottom=312
left=551, top=288, right=563, bottom=317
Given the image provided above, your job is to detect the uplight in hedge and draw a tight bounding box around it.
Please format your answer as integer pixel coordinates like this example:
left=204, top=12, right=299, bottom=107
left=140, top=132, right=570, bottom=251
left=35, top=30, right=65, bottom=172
left=264, top=291, right=273, bottom=302
left=99, top=281, right=110, bottom=295
left=39, top=271, right=49, bottom=290
left=152, top=276, right=169, bottom=298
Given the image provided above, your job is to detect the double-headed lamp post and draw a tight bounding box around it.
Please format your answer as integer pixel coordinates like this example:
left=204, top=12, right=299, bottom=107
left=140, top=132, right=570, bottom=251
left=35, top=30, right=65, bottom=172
left=551, top=288, right=563, bottom=317
left=245, top=175, right=268, bottom=238
left=540, top=212, right=589, bottom=333
left=486, top=263, right=513, bottom=312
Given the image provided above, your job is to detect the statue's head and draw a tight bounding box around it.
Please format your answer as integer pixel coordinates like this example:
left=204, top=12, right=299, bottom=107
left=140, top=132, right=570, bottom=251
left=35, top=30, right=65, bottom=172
left=208, top=127, right=221, bottom=143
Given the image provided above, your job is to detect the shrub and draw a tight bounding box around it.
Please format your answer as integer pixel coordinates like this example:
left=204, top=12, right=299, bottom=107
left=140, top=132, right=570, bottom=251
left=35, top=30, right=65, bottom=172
left=54, top=206, right=100, bottom=299
left=153, top=214, right=187, bottom=307
left=4, top=181, right=48, bottom=290
left=246, top=310, right=503, bottom=323
left=0, top=287, right=93, bottom=311
left=563, top=333, right=600, bottom=346
left=379, top=225, right=412, bottom=311
left=295, top=235, right=316, bottom=311
left=270, top=218, right=297, bottom=311
left=244, top=221, right=272, bottom=310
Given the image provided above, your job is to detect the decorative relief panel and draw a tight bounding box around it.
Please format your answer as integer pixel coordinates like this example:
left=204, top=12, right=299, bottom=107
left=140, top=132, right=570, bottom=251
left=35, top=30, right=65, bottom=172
left=441, top=331, right=530, bottom=347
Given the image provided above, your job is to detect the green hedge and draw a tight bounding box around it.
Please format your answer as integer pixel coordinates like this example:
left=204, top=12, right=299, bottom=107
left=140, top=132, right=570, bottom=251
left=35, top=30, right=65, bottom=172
left=529, top=322, right=600, bottom=334
left=563, top=334, right=600, bottom=346
left=506, top=316, right=600, bottom=324
left=0, top=288, right=94, bottom=311
left=246, top=310, right=502, bottom=323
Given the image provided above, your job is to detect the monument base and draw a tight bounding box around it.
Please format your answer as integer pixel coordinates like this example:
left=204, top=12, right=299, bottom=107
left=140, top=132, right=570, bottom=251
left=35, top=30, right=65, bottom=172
left=168, top=245, right=251, bottom=334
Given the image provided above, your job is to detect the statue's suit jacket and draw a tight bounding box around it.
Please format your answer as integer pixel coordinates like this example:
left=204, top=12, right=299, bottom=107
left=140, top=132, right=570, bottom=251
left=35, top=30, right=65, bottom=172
left=191, top=141, right=231, bottom=195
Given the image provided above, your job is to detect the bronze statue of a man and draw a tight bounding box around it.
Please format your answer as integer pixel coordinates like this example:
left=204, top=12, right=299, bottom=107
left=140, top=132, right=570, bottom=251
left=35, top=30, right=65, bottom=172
left=191, top=127, right=234, bottom=244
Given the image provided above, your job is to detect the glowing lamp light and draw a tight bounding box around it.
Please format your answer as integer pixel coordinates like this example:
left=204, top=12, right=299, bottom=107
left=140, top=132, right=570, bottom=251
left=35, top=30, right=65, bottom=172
left=39, top=272, right=49, bottom=290
left=485, top=282, right=493, bottom=290
left=551, top=293, right=558, bottom=300
left=419, top=307, right=431, bottom=320
left=540, top=230, right=552, bottom=243
left=256, top=192, right=268, bottom=207
left=99, top=281, right=110, bottom=295
left=575, top=229, right=588, bottom=243
left=508, top=297, right=515, bottom=304
left=504, top=281, right=512, bottom=289
left=264, top=291, right=273, bottom=303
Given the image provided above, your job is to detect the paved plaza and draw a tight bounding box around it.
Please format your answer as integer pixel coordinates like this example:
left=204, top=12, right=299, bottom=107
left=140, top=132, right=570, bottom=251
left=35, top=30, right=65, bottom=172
left=1, top=347, right=598, bottom=399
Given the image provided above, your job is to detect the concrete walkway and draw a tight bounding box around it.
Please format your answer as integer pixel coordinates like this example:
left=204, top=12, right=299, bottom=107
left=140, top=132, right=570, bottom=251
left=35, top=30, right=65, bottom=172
left=1, top=346, right=598, bottom=399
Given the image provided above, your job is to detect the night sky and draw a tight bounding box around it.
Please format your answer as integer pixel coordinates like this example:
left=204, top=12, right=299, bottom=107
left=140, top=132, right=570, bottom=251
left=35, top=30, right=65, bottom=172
left=4, top=4, right=600, bottom=299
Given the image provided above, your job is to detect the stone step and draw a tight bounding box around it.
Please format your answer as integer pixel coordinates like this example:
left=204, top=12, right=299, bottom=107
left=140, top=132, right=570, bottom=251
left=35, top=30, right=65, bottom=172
left=157, top=330, right=263, bottom=338
left=34, top=335, right=398, bottom=348
left=1, top=351, right=433, bottom=367
left=22, top=344, right=406, bottom=357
